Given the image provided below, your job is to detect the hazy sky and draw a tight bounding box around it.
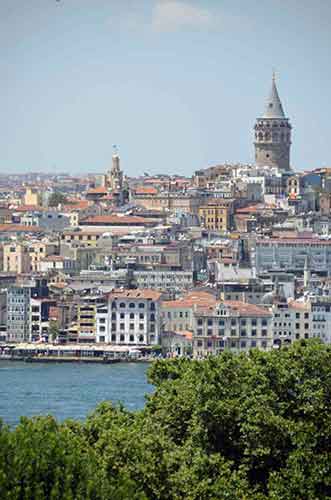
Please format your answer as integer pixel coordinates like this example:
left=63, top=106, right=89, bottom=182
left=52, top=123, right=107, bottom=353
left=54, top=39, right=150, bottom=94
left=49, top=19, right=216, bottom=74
left=1, top=0, right=330, bottom=176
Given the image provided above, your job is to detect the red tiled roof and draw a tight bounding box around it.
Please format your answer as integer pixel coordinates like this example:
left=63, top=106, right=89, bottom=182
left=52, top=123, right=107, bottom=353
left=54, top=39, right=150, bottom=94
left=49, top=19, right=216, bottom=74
left=86, top=186, right=108, bottom=195
left=162, top=291, right=216, bottom=309
left=133, top=186, right=158, bottom=195
left=0, top=224, right=41, bottom=233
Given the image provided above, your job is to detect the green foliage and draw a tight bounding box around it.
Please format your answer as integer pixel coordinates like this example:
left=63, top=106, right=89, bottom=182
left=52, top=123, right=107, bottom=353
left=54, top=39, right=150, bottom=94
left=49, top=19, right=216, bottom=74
left=48, top=320, right=60, bottom=342
left=48, top=191, right=68, bottom=207
left=1, top=340, right=331, bottom=499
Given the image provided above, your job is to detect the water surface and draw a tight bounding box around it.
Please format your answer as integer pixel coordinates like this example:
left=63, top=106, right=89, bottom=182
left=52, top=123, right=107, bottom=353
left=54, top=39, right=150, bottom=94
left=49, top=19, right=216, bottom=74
left=0, top=361, right=152, bottom=426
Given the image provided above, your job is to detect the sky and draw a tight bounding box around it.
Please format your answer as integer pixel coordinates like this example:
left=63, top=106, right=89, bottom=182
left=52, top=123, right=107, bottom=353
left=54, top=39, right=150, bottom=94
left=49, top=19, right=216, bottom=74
left=1, top=0, right=330, bottom=177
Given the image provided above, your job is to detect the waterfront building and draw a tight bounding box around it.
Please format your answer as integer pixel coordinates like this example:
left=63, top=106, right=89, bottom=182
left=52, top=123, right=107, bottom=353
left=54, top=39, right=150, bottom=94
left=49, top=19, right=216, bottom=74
left=193, top=300, right=272, bottom=357
left=7, top=279, right=48, bottom=342
left=161, top=291, right=216, bottom=333
left=96, top=289, right=161, bottom=345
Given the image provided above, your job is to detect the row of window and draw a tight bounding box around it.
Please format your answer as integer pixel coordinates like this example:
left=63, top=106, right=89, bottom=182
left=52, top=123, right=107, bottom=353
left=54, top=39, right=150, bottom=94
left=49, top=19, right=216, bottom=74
left=196, top=328, right=268, bottom=337
left=196, top=339, right=268, bottom=349
left=99, top=323, right=156, bottom=333
left=197, top=317, right=268, bottom=327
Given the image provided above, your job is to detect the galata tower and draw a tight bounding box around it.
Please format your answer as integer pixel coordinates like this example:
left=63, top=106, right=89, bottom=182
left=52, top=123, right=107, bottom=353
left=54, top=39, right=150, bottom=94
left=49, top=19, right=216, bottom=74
left=254, top=74, right=292, bottom=171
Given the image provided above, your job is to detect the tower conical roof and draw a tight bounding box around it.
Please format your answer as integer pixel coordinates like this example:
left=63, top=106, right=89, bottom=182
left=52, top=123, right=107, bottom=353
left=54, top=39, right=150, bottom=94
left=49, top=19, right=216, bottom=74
left=262, top=74, right=286, bottom=119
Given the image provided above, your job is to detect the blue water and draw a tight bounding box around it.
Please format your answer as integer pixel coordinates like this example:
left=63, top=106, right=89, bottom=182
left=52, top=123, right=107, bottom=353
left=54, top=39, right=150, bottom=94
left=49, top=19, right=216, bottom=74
left=0, top=361, right=152, bottom=426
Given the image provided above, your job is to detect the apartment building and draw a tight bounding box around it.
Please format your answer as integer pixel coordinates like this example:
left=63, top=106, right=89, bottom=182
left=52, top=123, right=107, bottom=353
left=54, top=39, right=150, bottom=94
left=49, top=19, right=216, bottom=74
left=198, top=200, right=229, bottom=232
left=96, top=289, right=162, bottom=345
left=272, top=299, right=311, bottom=347
left=7, top=279, right=48, bottom=342
left=161, top=291, right=216, bottom=333
left=133, top=269, right=193, bottom=291
left=193, top=300, right=272, bottom=357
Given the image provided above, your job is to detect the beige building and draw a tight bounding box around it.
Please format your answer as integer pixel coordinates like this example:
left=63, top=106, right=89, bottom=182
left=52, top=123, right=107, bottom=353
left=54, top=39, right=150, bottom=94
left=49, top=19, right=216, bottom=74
left=161, top=291, right=216, bottom=333
left=198, top=200, right=229, bottom=232
left=24, top=187, right=42, bottom=206
left=3, top=243, right=31, bottom=274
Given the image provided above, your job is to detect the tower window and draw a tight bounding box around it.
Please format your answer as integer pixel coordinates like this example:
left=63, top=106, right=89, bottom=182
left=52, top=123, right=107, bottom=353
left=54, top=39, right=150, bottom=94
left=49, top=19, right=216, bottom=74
left=266, top=154, right=270, bottom=158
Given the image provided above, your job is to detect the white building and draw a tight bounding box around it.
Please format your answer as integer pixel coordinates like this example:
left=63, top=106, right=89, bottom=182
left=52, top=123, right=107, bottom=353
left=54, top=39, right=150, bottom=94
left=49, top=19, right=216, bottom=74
left=254, top=236, right=331, bottom=273
left=133, top=270, right=193, bottom=291
left=96, top=289, right=162, bottom=345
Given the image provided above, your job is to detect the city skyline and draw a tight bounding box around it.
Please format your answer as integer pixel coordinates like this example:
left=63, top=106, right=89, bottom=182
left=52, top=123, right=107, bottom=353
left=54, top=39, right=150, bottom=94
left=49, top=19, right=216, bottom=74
left=1, top=0, right=330, bottom=175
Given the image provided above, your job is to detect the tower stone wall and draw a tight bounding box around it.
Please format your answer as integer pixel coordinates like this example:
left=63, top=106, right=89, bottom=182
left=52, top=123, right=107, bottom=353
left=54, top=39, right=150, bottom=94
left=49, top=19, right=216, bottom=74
left=254, top=75, right=292, bottom=171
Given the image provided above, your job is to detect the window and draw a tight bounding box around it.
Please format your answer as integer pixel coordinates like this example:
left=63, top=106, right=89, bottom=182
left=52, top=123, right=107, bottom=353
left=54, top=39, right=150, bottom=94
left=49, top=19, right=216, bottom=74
left=99, top=336, right=105, bottom=342
left=129, top=323, right=134, bottom=330
left=120, top=323, right=125, bottom=330
left=240, top=329, right=247, bottom=337
left=304, top=313, right=309, bottom=319
left=150, top=302, right=155, bottom=311
left=304, top=323, right=309, bottom=329
left=120, top=313, right=125, bottom=319
left=251, top=319, right=257, bottom=326
left=139, top=313, right=144, bottom=320
left=262, top=319, right=268, bottom=326
left=119, top=302, right=125, bottom=308
left=129, top=303, right=135, bottom=308
left=120, top=334, right=125, bottom=342
left=129, top=313, right=134, bottom=319
left=139, top=303, right=145, bottom=309
left=150, top=313, right=155, bottom=322
left=139, top=324, right=144, bottom=331
left=219, top=319, right=225, bottom=326
left=296, top=313, right=300, bottom=319
left=139, top=335, right=144, bottom=342
left=129, top=335, right=134, bottom=342
left=251, top=329, right=257, bottom=336
left=240, top=340, right=246, bottom=348
left=262, top=329, right=267, bottom=336
left=197, top=329, right=203, bottom=336
left=99, top=326, right=105, bottom=332
left=251, top=340, right=257, bottom=348
left=207, top=329, right=213, bottom=336
left=111, top=334, right=116, bottom=342
left=295, top=323, right=300, bottom=329
left=198, top=319, right=203, bottom=326
left=261, top=341, right=267, bottom=349
left=111, top=322, right=116, bottom=331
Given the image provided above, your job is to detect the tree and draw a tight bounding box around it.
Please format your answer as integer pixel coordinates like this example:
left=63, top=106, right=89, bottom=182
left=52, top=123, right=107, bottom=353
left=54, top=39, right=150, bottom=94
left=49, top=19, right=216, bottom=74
left=48, top=191, right=68, bottom=207
left=48, top=320, right=60, bottom=342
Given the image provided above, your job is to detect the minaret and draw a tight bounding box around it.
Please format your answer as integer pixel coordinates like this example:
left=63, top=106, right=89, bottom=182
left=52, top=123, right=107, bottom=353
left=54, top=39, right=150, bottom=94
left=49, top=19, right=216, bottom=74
left=304, top=255, right=310, bottom=289
left=254, top=73, right=292, bottom=171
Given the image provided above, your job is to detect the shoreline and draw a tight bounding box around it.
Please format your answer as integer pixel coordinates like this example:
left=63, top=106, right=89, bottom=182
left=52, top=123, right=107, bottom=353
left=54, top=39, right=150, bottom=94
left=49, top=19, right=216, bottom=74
left=0, top=355, right=152, bottom=364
